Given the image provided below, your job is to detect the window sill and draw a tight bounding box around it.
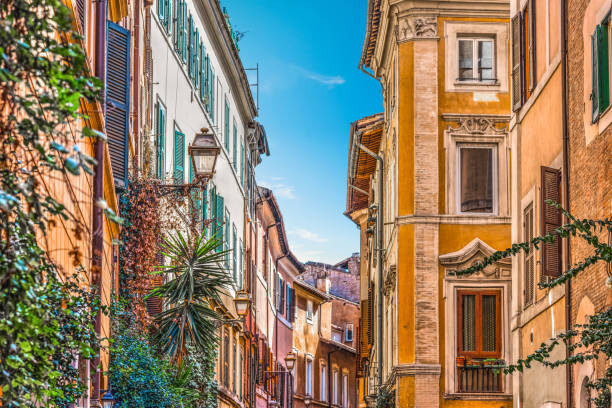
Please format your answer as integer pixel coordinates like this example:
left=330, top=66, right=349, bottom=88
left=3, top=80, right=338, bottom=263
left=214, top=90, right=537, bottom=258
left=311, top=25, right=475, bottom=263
left=306, top=318, right=313, bottom=325
left=444, top=392, right=512, bottom=401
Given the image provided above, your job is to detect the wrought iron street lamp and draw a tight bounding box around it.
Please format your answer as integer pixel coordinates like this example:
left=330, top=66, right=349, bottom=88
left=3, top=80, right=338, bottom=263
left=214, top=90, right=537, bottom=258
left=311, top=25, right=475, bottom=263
left=233, top=289, right=250, bottom=318
left=284, top=351, right=296, bottom=371
left=189, top=127, right=220, bottom=180
left=304, top=395, right=311, bottom=407
left=101, top=389, right=115, bottom=408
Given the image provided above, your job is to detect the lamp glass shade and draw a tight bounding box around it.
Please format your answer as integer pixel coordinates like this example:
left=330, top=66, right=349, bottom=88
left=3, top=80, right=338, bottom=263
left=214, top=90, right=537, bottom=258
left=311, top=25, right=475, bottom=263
left=188, top=130, right=220, bottom=179
left=284, top=351, right=296, bottom=371
left=101, top=390, right=114, bottom=408
left=233, top=290, right=250, bottom=317
left=303, top=396, right=311, bottom=406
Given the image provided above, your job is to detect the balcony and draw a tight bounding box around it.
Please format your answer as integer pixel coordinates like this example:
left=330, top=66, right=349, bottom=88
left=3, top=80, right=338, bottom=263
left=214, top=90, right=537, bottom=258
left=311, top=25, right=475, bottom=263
left=456, top=358, right=503, bottom=393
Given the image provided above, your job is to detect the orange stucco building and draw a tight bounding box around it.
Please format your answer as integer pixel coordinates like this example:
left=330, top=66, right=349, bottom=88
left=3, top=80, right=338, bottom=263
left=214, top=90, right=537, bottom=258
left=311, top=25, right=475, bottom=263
left=347, top=1, right=512, bottom=407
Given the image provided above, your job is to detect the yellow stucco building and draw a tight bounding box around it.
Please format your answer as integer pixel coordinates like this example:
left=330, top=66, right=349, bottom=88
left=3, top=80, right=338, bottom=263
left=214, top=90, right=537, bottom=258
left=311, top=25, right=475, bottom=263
left=346, top=1, right=513, bottom=407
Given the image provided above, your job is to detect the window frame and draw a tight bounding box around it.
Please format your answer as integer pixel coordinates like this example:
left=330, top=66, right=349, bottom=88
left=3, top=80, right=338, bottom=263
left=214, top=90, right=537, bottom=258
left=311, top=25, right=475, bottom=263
left=342, top=373, right=348, bottom=408
left=305, top=357, right=313, bottom=396
left=345, top=323, right=354, bottom=342
left=456, top=289, right=502, bottom=359
left=456, top=36, right=497, bottom=83
left=456, top=144, right=498, bottom=215
left=320, top=362, right=327, bottom=402
left=523, top=204, right=535, bottom=307
left=306, top=299, right=313, bottom=323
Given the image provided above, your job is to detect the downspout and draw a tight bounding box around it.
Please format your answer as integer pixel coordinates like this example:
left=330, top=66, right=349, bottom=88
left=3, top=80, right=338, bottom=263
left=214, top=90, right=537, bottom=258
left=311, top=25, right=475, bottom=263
left=561, top=0, right=572, bottom=406
left=92, top=0, right=107, bottom=403
left=132, top=0, right=140, bottom=167
left=356, top=141, right=384, bottom=391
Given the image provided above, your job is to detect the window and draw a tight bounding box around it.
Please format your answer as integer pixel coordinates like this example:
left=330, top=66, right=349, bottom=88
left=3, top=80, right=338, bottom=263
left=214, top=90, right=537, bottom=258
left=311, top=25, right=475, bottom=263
left=524, top=204, right=535, bottom=306
left=239, top=240, right=243, bottom=289
left=591, top=16, right=610, bottom=122
left=232, top=335, right=237, bottom=393
left=306, top=300, right=313, bottom=322
left=224, top=97, right=230, bottom=150
left=157, top=0, right=171, bottom=32
left=223, top=330, right=230, bottom=387
left=541, top=167, right=562, bottom=278
left=320, top=363, right=327, bottom=401
left=173, top=126, right=185, bottom=183
left=305, top=358, right=313, bottom=396
left=458, top=146, right=496, bottom=214
left=239, top=345, right=244, bottom=400
left=285, top=284, right=292, bottom=320
left=332, top=368, right=339, bottom=405
left=155, top=99, right=166, bottom=179
left=342, top=374, right=348, bottom=407
left=512, top=0, right=537, bottom=111
left=232, top=120, right=238, bottom=170
left=332, top=331, right=342, bottom=343
left=232, top=224, right=237, bottom=283
left=458, top=38, right=495, bottom=82
left=224, top=209, right=230, bottom=266
left=345, top=324, right=354, bottom=342
left=457, top=290, right=501, bottom=358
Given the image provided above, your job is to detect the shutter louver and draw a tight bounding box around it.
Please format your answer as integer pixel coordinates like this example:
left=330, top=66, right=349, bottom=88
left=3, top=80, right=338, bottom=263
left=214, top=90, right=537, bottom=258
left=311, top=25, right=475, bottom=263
left=528, top=0, right=536, bottom=92
left=541, top=166, right=562, bottom=278
left=106, top=22, right=130, bottom=189
left=524, top=205, right=535, bottom=305
left=75, top=0, right=86, bottom=34
left=216, top=194, right=224, bottom=252
left=173, top=129, right=185, bottom=183
left=511, top=15, right=522, bottom=111
left=597, top=24, right=610, bottom=114
left=592, top=31, right=600, bottom=122
left=367, top=283, right=374, bottom=345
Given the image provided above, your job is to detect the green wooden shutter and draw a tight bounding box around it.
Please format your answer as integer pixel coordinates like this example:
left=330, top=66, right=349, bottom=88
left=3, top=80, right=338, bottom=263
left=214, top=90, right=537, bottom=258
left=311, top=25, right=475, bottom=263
left=189, top=160, right=201, bottom=215
left=224, top=98, right=230, bottom=150
left=199, top=45, right=206, bottom=100
left=165, top=0, right=171, bottom=32
left=174, top=128, right=185, bottom=183
left=592, top=31, right=600, bottom=122
left=210, top=68, right=215, bottom=121
left=157, top=0, right=165, bottom=25
left=181, top=2, right=188, bottom=62
left=224, top=210, right=230, bottom=265
left=173, top=0, right=180, bottom=52
left=187, top=14, right=193, bottom=77
left=202, top=185, right=208, bottom=233
left=216, top=194, right=224, bottom=252
left=232, top=122, right=237, bottom=170
left=156, top=101, right=165, bottom=179
left=106, top=22, right=130, bottom=189
left=232, top=225, right=237, bottom=282
left=240, top=142, right=244, bottom=187
left=597, top=24, right=610, bottom=114
left=210, top=185, right=217, bottom=237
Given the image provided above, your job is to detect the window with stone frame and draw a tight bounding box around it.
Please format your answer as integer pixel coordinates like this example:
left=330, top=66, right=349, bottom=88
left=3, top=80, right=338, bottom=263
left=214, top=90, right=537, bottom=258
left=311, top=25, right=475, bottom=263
left=320, top=362, right=327, bottom=402
left=458, top=37, right=496, bottom=82
left=456, top=289, right=502, bottom=393
left=305, top=357, right=313, bottom=396
left=523, top=204, right=535, bottom=306
left=458, top=145, right=496, bottom=214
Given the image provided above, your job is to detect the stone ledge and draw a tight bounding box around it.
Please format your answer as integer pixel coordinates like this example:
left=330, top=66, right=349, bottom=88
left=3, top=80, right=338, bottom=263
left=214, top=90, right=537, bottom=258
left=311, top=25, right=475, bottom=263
left=444, top=393, right=512, bottom=401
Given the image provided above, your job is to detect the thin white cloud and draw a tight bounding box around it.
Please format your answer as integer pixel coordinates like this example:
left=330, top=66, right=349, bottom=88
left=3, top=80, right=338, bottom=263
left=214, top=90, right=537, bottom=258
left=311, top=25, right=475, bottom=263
left=293, top=65, right=345, bottom=87
left=258, top=180, right=297, bottom=200
left=290, top=229, right=328, bottom=243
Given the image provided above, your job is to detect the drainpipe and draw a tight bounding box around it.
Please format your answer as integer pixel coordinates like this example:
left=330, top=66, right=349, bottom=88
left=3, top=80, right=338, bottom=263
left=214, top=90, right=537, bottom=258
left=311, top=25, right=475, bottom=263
left=356, top=141, right=384, bottom=391
left=560, top=0, right=572, bottom=406
left=92, top=0, right=107, bottom=404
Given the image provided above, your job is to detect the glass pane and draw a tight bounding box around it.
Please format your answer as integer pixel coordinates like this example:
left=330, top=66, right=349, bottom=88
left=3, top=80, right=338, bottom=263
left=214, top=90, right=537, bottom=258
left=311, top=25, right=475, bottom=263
left=459, top=40, right=473, bottom=79
left=482, top=295, right=497, bottom=352
left=461, top=295, right=476, bottom=351
left=478, top=40, right=494, bottom=80
left=460, top=148, right=493, bottom=213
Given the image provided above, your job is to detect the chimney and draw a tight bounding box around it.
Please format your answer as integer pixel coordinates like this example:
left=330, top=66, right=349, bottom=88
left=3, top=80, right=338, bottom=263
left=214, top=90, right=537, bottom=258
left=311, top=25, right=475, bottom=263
left=316, top=272, right=331, bottom=293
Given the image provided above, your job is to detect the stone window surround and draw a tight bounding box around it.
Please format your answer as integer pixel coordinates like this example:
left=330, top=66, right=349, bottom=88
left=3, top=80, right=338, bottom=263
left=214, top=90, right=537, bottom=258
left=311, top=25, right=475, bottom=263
left=440, top=238, right=512, bottom=399
left=443, top=115, right=510, bottom=217
left=444, top=21, right=509, bottom=93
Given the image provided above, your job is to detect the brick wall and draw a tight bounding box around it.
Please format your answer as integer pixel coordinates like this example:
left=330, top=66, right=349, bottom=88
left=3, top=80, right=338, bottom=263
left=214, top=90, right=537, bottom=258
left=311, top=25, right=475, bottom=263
left=301, top=254, right=360, bottom=303
left=566, top=0, right=612, bottom=395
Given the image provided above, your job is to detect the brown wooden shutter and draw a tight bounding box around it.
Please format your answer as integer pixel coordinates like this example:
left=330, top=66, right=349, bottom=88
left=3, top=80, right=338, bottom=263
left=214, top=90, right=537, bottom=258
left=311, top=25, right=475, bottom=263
left=290, top=288, right=296, bottom=323
left=541, top=166, right=562, bottom=277
left=524, top=205, right=535, bottom=305
left=511, top=15, right=522, bottom=111
left=367, top=282, right=374, bottom=345
left=528, top=0, right=536, bottom=91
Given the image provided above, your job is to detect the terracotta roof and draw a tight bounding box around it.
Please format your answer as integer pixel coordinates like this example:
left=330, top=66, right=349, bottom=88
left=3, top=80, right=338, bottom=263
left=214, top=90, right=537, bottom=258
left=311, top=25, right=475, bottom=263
left=346, top=113, right=384, bottom=215
left=360, top=0, right=382, bottom=70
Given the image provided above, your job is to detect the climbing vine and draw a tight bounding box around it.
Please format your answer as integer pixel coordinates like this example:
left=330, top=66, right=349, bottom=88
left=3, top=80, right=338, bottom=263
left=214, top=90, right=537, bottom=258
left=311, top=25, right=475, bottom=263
left=455, top=202, right=612, bottom=408
left=0, top=0, right=112, bottom=405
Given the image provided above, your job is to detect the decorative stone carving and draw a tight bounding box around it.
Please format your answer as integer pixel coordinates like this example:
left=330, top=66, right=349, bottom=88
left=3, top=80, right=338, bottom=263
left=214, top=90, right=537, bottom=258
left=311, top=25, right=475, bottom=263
left=396, top=16, right=437, bottom=42
left=383, top=265, right=397, bottom=296
left=447, top=116, right=508, bottom=135
left=440, top=238, right=511, bottom=280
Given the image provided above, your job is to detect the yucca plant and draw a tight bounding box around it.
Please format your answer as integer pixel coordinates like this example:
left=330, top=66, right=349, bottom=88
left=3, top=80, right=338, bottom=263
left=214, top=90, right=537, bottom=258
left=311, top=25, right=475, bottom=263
left=149, top=230, right=233, bottom=366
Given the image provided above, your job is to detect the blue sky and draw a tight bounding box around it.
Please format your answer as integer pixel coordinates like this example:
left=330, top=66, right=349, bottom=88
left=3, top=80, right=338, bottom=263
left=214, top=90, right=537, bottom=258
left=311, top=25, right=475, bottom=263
left=222, top=0, right=381, bottom=264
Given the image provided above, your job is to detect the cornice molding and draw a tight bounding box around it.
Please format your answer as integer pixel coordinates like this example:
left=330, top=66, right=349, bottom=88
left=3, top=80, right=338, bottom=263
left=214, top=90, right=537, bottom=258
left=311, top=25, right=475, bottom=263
left=442, top=114, right=510, bottom=135
left=397, top=214, right=511, bottom=225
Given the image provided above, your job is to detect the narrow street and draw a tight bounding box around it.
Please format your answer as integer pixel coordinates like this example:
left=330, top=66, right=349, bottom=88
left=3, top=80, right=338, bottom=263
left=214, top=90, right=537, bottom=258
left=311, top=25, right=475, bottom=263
left=1, top=1, right=611, bottom=408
